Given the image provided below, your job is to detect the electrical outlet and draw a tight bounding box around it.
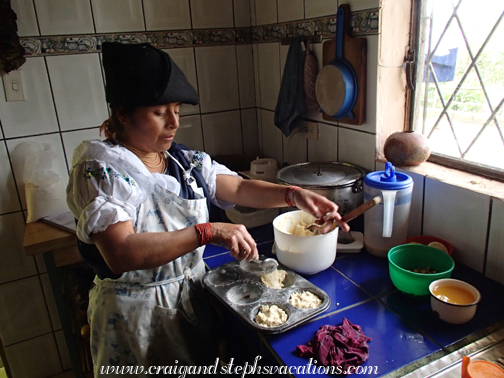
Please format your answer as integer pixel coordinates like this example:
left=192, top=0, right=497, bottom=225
left=304, top=122, right=318, bottom=141
left=2, top=70, right=25, bottom=102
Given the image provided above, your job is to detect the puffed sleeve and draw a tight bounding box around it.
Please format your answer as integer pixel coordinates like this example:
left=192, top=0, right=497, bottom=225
left=182, top=150, right=240, bottom=209
left=67, top=159, right=144, bottom=244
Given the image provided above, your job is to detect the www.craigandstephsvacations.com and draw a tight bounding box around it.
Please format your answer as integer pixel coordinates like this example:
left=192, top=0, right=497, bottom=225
left=99, top=356, right=379, bottom=376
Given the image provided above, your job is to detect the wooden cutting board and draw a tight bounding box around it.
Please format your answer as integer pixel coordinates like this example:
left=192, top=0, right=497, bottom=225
left=321, top=6, right=367, bottom=125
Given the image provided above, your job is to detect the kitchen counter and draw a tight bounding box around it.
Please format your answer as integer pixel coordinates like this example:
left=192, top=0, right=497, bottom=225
left=202, top=223, right=504, bottom=377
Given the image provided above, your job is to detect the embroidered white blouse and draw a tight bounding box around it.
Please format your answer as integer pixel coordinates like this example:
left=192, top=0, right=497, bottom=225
left=67, top=140, right=238, bottom=244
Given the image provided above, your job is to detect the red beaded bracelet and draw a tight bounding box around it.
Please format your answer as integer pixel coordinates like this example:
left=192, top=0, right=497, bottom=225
left=284, top=185, right=301, bottom=207
left=195, top=223, right=213, bottom=246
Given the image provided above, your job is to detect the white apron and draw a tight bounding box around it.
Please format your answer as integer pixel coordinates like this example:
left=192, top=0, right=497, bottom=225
left=87, top=156, right=220, bottom=377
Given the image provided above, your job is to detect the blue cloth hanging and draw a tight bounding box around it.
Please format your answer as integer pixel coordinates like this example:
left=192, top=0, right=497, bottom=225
left=274, top=38, right=307, bottom=137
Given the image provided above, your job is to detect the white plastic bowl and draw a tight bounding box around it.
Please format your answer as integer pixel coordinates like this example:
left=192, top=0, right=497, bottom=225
left=429, top=278, right=481, bottom=324
left=272, top=210, right=338, bottom=275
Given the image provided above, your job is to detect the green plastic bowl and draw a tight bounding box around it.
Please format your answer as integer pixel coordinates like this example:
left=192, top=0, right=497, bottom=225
left=388, top=244, right=455, bottom=296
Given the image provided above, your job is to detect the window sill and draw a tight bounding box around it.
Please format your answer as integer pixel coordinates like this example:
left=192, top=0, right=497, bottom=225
left=377, top=159, right=504, bottom=201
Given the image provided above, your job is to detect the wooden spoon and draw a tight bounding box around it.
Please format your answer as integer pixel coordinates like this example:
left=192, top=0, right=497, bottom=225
left=307, top=196, right=382, bottom=234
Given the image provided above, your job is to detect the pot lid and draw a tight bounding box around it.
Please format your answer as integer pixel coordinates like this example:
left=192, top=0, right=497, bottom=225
left=276, top=162, right=365, bottom=188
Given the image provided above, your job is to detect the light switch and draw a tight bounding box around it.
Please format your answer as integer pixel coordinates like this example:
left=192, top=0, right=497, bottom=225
left=2, top=70, right=26, bottom=102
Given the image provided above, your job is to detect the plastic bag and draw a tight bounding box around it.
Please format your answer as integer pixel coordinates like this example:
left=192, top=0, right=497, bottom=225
left=23, top=142, right=68, bottom=223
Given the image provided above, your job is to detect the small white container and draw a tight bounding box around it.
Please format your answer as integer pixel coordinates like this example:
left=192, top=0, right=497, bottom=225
left=273, top=210, right=338, bottom=275
left=429, top=278, right=481, bottom=325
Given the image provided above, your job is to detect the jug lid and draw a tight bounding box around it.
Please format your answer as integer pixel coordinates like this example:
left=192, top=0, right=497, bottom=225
left=364, top=162, right=413, bottom=190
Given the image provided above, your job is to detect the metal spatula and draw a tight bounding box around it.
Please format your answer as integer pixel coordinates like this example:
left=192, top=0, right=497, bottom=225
left=251, top=258, right=278, bottom=274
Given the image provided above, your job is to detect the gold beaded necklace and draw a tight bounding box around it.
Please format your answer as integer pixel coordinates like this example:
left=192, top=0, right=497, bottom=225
left=122, top=141, right=166, bottom=171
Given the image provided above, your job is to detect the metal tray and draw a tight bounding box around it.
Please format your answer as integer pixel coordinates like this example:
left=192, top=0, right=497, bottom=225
left=203, top=259, right=330, bottom=334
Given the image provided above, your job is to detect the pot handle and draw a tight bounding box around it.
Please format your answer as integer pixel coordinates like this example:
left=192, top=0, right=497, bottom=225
left=351, top=178, right=363, bottom=193
left=335, top=6, right=345, bottom=60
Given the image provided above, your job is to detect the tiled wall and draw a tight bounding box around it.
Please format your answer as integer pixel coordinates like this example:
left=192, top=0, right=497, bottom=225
left=1, top=1, right=503, bottom=377
left=1, top=1, right=259, bottom=377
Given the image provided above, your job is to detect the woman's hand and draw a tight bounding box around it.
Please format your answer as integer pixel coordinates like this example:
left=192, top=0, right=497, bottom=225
left=293, top=189, right=350, bottom=233
left=210, top=223, right=259, bottom=261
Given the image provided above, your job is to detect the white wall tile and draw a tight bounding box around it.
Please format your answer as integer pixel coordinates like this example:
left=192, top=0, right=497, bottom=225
left=396, top=167, right=424, bottom=238
left=91, top=0, right=145, bottom=33
left=234, top=0, right=252, bottom=27
left=249, top=0, right=257, bottom=26
left=191, top=0, right=234, bottom=28
left=283, top=121, right=307, bottom=165
left=46, top=54, right=108, bottom=131
left=34, top=0, right=93, bottom=35
left=236, top=45, right=256, bottom=108
left=308, top=122, right=338, bottom=162
left=164, top=48, right=200, bottom=116
left=338, top=128, right=375, bottom=171
left=176, top=115, right=204, bottom=151
left=339, top=0, right=380, bottom=11
left=260, top=109, right=283, bottom=165
left=423, top=178, right=489, bottom=272
left=257, top=43, right=281, bottom=110
left=278, top=0, right=304, bottom=22
left=143, top=0, right=191, bottom=30
left=256, top=108, right=263, bottom=152
left=4, top=333, right=62, bottom=378
left=0, top=144, right=21, bottom=214
left=6, top=135, right=69, bottom=212
left=195, top=46, right=240, bottom=113
left=62, top=128, right=101, bottom=168
left=201, top=111, right=243, bottom=156
left=254, top=0, right=277, bottom=25
left=11, top=0, right=39, bottom=36
left=0, top=58, right=59, bottom=138
left=0, top=213, right=37, bottom=284
left=305, top=0, right=338, bottom=19
left=55, top=330, right=72, bottom=371
left=252, top=44, right=261, bottom=107
left=40, top=273, right=62, bottom=331
left=486, top=198, right=504, bottom=285
left=241, top=109, right=259, bottom=157
left=0, top=276, right=52, bottom=345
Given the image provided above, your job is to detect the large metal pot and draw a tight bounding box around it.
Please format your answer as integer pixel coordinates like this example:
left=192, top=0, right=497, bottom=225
left=276, top=162, right=365, bottom=215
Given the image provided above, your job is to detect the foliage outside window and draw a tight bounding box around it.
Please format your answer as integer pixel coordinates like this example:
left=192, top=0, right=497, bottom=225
left=412, top=0, right=504, bottom=180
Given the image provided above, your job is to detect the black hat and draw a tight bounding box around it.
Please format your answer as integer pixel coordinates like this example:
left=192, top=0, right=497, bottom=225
left=102, top=42, right=199, bottom=107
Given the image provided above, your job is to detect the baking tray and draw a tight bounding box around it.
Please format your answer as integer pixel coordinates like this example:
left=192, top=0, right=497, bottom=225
left=203, top=259, right=330, bottom=334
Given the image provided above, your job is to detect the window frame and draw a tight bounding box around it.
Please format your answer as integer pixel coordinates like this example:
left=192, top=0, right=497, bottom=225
left=406, top=0, right=504, bottom=182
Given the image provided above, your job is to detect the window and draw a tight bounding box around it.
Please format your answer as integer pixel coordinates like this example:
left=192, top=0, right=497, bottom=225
left=412, top=0, right=504, bottom=179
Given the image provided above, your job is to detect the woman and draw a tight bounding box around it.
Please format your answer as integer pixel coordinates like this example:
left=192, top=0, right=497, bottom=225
left=67, top=42, right=349, bottom=376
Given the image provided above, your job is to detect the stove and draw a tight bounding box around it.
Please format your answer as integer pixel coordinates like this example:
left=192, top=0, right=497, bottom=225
left=398, top=327, right=504, bottom=377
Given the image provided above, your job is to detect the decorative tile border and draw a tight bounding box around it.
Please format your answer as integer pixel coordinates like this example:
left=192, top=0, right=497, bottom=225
left=20, top=9, right=379, bottom=56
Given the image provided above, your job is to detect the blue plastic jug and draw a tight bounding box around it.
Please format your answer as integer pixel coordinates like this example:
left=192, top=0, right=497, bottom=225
left=363, top=163, right=413, bottom=257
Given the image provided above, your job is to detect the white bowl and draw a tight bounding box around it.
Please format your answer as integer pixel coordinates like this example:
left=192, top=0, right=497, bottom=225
left=429, top=278, right=481, bottom=324
left=272, top=210, right=338, bottom=275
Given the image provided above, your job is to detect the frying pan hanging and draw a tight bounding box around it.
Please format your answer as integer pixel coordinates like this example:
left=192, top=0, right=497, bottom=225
left=315, top=5, right=358, bottom=119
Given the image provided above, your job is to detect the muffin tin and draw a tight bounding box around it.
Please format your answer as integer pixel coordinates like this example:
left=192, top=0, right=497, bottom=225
left=203, top=259, right=330, bottom=334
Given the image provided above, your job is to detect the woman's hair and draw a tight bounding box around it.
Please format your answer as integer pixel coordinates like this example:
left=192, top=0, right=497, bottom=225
left=99, top=106, right=136, bottom=141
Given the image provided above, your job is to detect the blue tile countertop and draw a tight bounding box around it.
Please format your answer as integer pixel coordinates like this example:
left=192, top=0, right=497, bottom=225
left=202, top=224, right=504, bottom=377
